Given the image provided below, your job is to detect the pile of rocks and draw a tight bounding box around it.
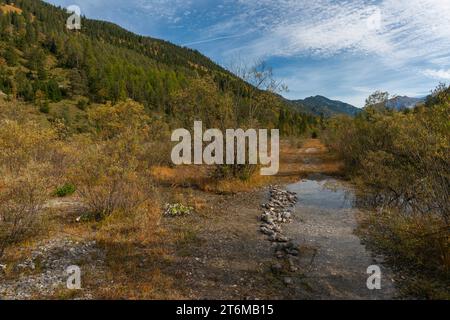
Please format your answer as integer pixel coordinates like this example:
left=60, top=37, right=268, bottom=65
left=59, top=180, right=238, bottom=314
left=260, top=186, right=301, bottom=282
left=0, top=238, right=103, bottom=300
left=260, top=186, right=297, bottom=243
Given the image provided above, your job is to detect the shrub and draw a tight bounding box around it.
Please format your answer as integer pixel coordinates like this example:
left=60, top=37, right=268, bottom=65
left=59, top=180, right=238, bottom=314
left=323, top=86, right=450, bottom=298
left=359, top=210, right=450, bottom=299
left=70, top=141, right=154, bottom=219
left=55, top=183, right=76, bottom=197
left=0, top=119, right=57, bottom=173
left=39, top=102, right=50, bottom=114
left=71, top=101, right=156, bottom=219
left=76, top=99, right=88, bottom=111
left=323, top=96, right=449, bottom=222
left=212, top=163, right=259, bottom=181
left=0, top=163, right=50, bottom=259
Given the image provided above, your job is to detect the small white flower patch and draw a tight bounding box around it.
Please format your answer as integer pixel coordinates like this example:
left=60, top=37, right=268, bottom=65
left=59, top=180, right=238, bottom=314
left=164, top=203, right=194, bottom=217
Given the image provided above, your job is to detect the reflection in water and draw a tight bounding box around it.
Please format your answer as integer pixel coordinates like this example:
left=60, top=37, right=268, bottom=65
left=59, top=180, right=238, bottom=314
left=282, top=174, right=397, bottom=299
left=287, top=176, right=355, bottom=210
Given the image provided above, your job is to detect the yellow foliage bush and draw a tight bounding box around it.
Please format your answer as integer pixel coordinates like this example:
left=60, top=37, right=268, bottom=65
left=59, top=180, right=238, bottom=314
left=0, top=162, right=51, bottom=258
left=69, top=101, right=157, bottom=218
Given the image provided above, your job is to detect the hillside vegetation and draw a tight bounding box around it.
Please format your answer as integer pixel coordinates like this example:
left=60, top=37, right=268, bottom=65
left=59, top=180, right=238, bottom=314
left=0, top=0, right=316, bottom=135
left=323, top=85, right=450, bottom=298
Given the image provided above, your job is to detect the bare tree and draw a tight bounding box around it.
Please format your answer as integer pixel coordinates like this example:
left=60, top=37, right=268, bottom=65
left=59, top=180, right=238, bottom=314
left=225, top=57, right=288, bottom=126
left=365, top=90, right=390, bottom=108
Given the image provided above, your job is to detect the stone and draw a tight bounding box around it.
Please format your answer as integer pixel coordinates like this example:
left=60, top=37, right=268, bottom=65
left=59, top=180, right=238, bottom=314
left=271, top=263, right=283, bottom=273
left=282, top=212, right=292, bottom=219
left=259, top=186, right=298, bottom=260
left=269, top=234, right=289, bottom=243
left=283, top=277, right=293, bottom=285
left=0, top=237, right=104, bottom=300
left=260, top=226, right=275, bottom=236
left=287, top=249, right=299, bottom=256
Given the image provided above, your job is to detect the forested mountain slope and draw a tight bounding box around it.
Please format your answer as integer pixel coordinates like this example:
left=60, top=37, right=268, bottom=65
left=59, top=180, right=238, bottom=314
left=0, top=0, right=316, bottom=135
left=289, top=95, right=361, bottom=117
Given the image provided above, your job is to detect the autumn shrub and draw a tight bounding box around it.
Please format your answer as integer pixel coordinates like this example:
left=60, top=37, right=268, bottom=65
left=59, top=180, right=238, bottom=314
left=70, top=100, right=156, bottom=219
left=359, top=210, right=450, bottom=299
left=96, top=197, right=162, bottom=244
left=324, top=92, right=449, bottom=222
left=0, top=119, right=57, bottom=173
left=70, top=143, right=154, bottom=219
left=324, top=85, right=450, bottom=298
left=212, top=163, right=258, bottom=181
left=0, top=162, right=51, bottom=259
left=0, top=119, right=59, bottom=259
left=141, top=117, right=173, bottom=167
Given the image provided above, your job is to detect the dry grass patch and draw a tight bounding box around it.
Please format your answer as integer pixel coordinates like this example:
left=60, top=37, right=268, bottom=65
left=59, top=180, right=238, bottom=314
left=150, top=165, right=209, bottom=188
left=151, top=164, right=272, bottom=194
left=200, top=174, right=272, bottom=194
left=82, top=198, right=185, bottom=299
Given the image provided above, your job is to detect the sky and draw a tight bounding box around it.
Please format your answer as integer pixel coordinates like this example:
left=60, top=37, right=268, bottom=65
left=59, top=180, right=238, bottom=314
left=46, top=0, right=450, bottom=107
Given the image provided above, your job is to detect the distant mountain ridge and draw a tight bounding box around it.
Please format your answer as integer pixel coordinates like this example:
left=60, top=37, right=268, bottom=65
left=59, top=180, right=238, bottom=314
left=289, top=95, right=361, bottom=117
left=385, top=96, right=426, bottom=110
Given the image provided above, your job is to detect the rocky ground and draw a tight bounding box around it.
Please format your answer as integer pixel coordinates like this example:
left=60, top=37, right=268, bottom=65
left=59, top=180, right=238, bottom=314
left=0, top=237, right=104, bottom=300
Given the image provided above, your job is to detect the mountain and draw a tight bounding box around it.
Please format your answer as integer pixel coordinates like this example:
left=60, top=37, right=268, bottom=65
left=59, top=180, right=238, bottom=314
left=0, top=0, right=317, bottom=136
left=289, top=95, right=361, bottom=117
left=385, top=96, right=426, bottom=110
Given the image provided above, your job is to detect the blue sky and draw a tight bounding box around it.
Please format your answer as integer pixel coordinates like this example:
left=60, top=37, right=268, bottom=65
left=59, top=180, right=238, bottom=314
left=46, top=0, right=450, bottom=107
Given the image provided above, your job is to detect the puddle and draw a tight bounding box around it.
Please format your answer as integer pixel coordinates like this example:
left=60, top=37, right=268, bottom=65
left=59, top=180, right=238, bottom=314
left=287, top=176, right=354, bottom=210
left=283, top=174, right=397, bottom=299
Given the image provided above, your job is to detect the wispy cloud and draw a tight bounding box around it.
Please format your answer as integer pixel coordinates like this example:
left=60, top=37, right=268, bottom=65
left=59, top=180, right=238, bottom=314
left=181, top=31, right=252, bottom=46
left=423, top=69, right=450, bottom=80
left=220, top=0, right=450, bottom=67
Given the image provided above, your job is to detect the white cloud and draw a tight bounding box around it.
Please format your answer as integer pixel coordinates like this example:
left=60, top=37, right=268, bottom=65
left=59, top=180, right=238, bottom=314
left=219, top=0, right=450, bottom=70
left=423, top=69, right=450, bottom=80
left=48, top=0, right=449, bottom=104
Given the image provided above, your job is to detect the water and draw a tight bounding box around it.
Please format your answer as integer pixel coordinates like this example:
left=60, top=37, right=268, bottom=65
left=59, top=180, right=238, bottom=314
left=287, top=175, right=354, bottom=210
left=284, top=174, right=397, bottom=299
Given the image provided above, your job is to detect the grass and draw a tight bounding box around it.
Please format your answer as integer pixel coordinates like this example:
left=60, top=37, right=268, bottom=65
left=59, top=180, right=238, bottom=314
left=151, top=163, right=274, bottom=194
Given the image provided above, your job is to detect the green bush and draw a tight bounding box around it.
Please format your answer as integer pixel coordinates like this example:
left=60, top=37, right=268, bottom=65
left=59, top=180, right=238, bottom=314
left=55, top=183, right=76, bottom=197
left=212, top=164, right=258, bottom=181
left=39, top=102, right=50, bottom=114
